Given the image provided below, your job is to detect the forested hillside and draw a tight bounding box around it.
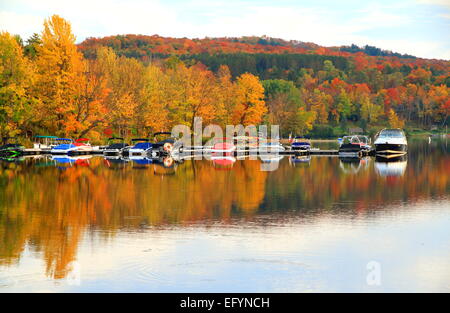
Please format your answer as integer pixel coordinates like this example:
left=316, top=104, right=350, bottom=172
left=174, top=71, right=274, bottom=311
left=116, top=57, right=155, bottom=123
left=1, top=15, right=449, bottom=143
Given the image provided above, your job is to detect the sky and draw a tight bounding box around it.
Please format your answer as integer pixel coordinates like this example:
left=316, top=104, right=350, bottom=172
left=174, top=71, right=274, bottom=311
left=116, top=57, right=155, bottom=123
left=0, top=0, right=449, bottom=60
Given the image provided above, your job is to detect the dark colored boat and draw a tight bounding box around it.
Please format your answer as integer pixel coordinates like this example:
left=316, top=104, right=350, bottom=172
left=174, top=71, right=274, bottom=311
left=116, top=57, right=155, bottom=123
left=291, top=137, right=311, bottom=151
left=0, top=137, right=24, bottom=158
left=128, top=138, right=153, bottom=158
left=152, top=132, right=183, bottom=156
left=338, top=135, right=371, bottom=157
left=103, top=137, right=129, bottom=156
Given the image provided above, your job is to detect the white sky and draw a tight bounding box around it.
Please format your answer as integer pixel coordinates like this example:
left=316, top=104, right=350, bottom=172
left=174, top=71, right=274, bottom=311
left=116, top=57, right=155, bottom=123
left=0, top=0, right=449, bottom=59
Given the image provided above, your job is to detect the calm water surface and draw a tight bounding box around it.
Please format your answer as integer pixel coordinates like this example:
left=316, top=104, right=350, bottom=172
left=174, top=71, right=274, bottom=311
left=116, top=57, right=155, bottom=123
left=0, top=138, right=449, bottom=292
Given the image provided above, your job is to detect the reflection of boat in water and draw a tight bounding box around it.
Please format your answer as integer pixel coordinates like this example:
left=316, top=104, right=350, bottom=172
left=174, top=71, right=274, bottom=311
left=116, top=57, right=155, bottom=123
left=339, top=156, right=370, bottom=174
left=259, top=154, right=284, bottom=163
left=289, top=155, right=311, bottom=166
left=103, top=156, right=130, bottom=169
left=211, top=154, right=236, bottom=169
left=374, top=129, right=407, bottom=156
left=153, top=157, right=177, bottom=175
left=259, top=154, right=283, bottom=172
left=374, top=155, right=407, bottom=177
left=131, top=157, right=154, bottom=169
left=51, top=155, right=92, bottom=168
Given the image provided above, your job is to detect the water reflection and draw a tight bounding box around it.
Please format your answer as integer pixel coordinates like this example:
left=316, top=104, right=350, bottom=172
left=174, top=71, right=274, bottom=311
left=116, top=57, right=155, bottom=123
left=0, top=139, right=448, bottom=289
left=339, top=156, right=371, bottom=174
left=374, top=156, right=407, bottom=177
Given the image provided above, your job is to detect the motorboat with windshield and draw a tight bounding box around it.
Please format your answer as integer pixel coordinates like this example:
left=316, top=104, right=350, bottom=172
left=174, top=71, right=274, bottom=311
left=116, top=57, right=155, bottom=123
left=128, top=138, right=153, bottom=158
left=291, top=137, right=311, bottom=151
left=374, top=128, right=407, bottom=156
left=103, top=137, right=129, bottom=156
left=338, top=135, right=371, bottom=157
left=0, top=137, right=24, bottom=157
left=152, top=132, right=184, bottom=156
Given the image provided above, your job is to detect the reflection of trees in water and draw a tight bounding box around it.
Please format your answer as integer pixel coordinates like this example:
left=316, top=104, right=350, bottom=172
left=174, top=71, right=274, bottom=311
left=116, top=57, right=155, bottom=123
left=0, top=158, right=268, bottom=278
left=0, top=144, right=448, bottom=278
left=262, top=147, right=449, bottom=214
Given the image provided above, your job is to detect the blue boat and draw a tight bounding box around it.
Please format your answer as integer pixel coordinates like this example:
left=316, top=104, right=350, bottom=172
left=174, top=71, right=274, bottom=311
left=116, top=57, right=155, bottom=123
left=291, top=137, right=311, bottom=151
left=128, top=138, right=153, bottom=159
left=50, top=138, right=76, bottom=154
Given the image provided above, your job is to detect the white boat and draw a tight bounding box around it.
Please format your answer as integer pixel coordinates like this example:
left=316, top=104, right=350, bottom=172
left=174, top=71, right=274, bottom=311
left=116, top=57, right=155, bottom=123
left=374, top=129, right=407, bottom=156
left=258, top=142, right=285, bottom=153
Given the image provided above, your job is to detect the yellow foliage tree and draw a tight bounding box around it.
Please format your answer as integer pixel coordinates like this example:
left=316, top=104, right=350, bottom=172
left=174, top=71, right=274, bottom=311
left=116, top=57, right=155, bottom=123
left=0, top=32, right=36, bottom=139
left=361, top=95, right=382, bottom=125
left=139, top=64, right=170, bottom=133
left=232, top=73, right=267, bottom=126
left=388, top=109, right=405, bottom=128
left=34, top=15, right=85, bottom=136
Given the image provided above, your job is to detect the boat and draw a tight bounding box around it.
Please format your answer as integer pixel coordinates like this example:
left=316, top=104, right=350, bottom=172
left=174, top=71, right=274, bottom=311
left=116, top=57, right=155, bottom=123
left=151, top=132, right=184, bottom=156
left=33, top=135, right=58, bottom=150
left=374, top=129, right=407, bottom=156
left=258, top=141, right=285, bottom=153
left=338, top=135, right=371, bottom=158
left=0, top=137, right=24, bottom=158
left=50, top=138, right=76, bottom=154
left=233, top=136, right=259, bottom=153
left=210, top=138, right=236, bottom=153
left=128, top=138, right=153, bottom=158
left=103, top=137, right=129, bottom=156
left=291, top=137, right=311, bottom=151
left=71, top=138, right=93, bottom=154
left=51, top=138, right=92, bottom=154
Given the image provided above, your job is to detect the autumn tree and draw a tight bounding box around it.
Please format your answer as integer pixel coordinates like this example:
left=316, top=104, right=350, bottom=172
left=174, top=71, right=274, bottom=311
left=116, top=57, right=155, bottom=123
left=139, top=64, right=170, bottom=133
left=0, top=32, right=36, bottom=139
left=33, top=15, right=85, bottom=136
left=96, top=47, right=144, bottom=136
left=360, top=95, right=382, bottom=125
left=388, top=109, right=405, bottom=128
left=232, top=73, right=267, bottom=126
left=215, top=65, right=236, bottom=127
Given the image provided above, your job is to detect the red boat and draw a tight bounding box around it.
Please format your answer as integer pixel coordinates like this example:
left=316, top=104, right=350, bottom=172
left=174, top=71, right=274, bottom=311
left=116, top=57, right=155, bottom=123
left=73, top=138, right=93, bottom=152
left=211, top=139, right=236, bottom=153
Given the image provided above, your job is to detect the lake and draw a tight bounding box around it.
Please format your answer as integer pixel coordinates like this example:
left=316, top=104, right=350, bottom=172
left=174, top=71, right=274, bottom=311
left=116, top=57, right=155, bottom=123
left=0, top=138, right=449, bottom=292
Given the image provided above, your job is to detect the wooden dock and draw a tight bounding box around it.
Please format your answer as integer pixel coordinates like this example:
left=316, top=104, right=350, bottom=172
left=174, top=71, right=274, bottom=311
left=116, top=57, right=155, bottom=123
left=16, top=147, right=374, bottom=158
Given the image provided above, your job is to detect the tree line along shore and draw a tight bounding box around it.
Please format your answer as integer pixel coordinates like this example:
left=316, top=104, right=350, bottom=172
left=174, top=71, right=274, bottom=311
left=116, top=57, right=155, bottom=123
left=1, top=15, right=449, bottom=146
